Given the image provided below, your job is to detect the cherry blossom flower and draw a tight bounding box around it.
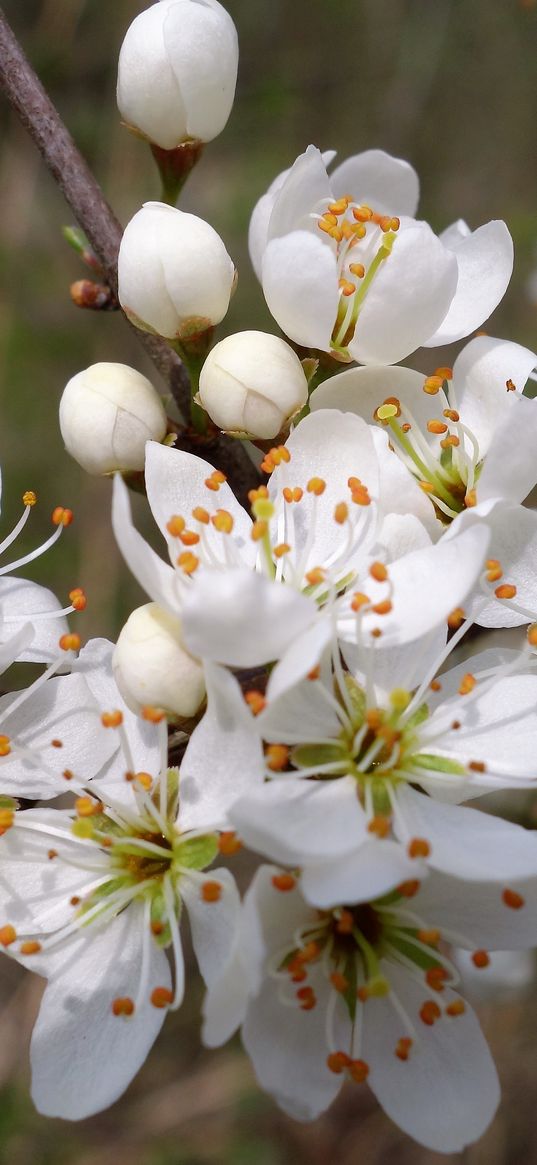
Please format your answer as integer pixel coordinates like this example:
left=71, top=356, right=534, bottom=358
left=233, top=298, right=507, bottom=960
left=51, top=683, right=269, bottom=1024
left=249, top=146, right=513, bottom=365
left=203, top=865, right=537, bottom=1151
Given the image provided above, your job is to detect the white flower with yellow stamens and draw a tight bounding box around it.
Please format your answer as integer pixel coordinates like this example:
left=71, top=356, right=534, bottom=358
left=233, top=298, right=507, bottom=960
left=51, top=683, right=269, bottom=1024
left=0, top=475, right=81, bottom=671
left=203, top=865, right=537, bottom=1151
left=0, top=639, right=241, bottom=1120
left=249, top=146, right=513, bottom=366
left=112, top=409, right=488, bottom=669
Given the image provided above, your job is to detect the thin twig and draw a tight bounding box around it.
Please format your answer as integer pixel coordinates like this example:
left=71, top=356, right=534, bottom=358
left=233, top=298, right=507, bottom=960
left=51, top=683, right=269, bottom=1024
left=0, top=8, right=261, bottom=502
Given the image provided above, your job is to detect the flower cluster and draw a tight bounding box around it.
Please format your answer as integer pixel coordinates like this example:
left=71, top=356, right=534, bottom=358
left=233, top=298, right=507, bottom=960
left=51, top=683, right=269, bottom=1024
left=4, top=0, right=537, bottom=1155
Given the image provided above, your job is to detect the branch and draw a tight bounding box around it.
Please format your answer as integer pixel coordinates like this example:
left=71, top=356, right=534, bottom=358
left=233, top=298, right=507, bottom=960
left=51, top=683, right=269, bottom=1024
left=0, top=8, right=261, bottom=504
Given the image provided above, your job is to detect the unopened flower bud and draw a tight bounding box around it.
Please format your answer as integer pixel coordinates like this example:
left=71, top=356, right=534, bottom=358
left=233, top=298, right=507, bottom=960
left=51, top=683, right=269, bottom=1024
left=113, top=603, right=206, bottom=720
left=59, top=363, right=167, bottom=475
left=118, top=203, right=235, bottom=340
left=117, top=0, right=238, bottom=151
left=197, top=331, right=309, bottom=438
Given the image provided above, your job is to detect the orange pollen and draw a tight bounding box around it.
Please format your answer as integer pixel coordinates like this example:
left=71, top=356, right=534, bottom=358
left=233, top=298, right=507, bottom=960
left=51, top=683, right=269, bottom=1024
left=351, top=485, right=371, bottom=506
left=435, top=366, right=453, bottom=380
left=397, top=880, right=420, bottom=898
left=201, top=880, right=222, bottom=903
left=22, top=490, right=37, bottom=506
left=334, top=502, right=349, bottom=524
left=297, top=941, right=320, bottom=964
left=469, top=760, right=486, bottom=773
left=353, top=205, right=373, bottom=222
left=260, top=445, right=290, bottom=473
left=69, top=586, right=87, bottom=610
left=372, top=599, right=392, bottom=616
left=472, top=950, right=490, bottom=969
left=20, top=941, right=41, bottom=955
left=367, top=815, right=391, bottom=838
left=395, top=1037, right=413, bottom=1061
left=330, top=972, right=350, bottom=993
left=274, top=543, right=290, bottom=558
left=0, top=736, right=11, bottom=757
left=401, top=423, right=411, bottom=433
left=423, top=375, right=443, bottom=396
left=370, top=561, right=388, bottom=582
left=101, top=710, right=123, bottom=728
left=447, top=607, right=465, bottom=630
left=283, top=486, right=303, bottom=503
left=427, top=420, right=448, bottom=435
left=429, top=679, right=442, bottom=692
left=527, top=624, right=537, bottom=647
left=271, top=873, right=296, bottom=893
left=70, top=896, right=81, bottom=906
left=339, top=277, right=356, bottom=297
left=348, top=1059, right=369, bottom=1084
left=204, top=471, right=226, bottom=492
left=251, top=519, right=268, bottom=542
left=425, top=967, right=448, bottom=991
left=502, top=888, right=525, bottom=910
left=307, top=477, right=326, bottom=496
left=51, top=739, right=63, bottom=749
left=248, top=486, right=269, bottom=504
left=446, top=999, right=466, bottom=1017
left=365, top=708, right=383, bottom=731
left=150, top=986, right=174, bottom=1009
left=506, top=378, right=516, bottom=392
left=191, top=506, right=210, bottom=524
left=465, top=489, right=477, bottom=508
left=307, top=665, right=321, bottom=681
left=52, top=506, right=74, bottom=526
left=62, top=769, right=73, bottom=780
left=151, top=920, right=164, bottom=936
left=218, top=831, right=243, bottom=855
left=443, top=408, right=459, bottom=421
left=48, top=849, right=58, bottom=860
left=212, top=509, right=234, bottom=534
left=141, top=705, right=166, bottom=723
left=495, top=583, right=517, bottom=600
left=336, top=909, right=354, bottom=935
left=458, top=673, right=476, bottom=696
left=266, top=744, right=290, bottom=772
left=371, top=627, right=383, bottom=639
left=134, top=772, right=153, bottom=791
left=0, top=925, right=16, bottom=947
left=417, top=928, right=440, bottom=946
left=244, top=690, right=266, bottom=716
left=486, top=559, right=503, bottom=582
left=166, top=515, right=186, bottom=536
left=327, top=1051, right=351, bottom=1075
left=351, top=591, right=371, bottom=612
left=322, top=212, right=338, bottom=226
left=297, top=986, right=317, bottom=1011
left=328, top=198, right=350, bottom=215
left=112, top=997, right=135, bottom=1017
left=288, top=957, right=307, bottom=983
left=179, top=529, right=200, bottom=546
left=408, top=838, right=430, bottom=859
left=318, top=218, right=341, bottom=239
left=75, top=796, right=101, bottom=818
left=305, top=567, right=326, bottom=586
left=177, top=551, right=199, bottom=574
left=419, top=481, right=435, bottom=494
left=59, top=633, right=81, bottom=652
left=419, top=1000, right=441, bottom=1026
left=440, top=435, right=460, bottom=449
left=451, top=720, right=461, bottom=730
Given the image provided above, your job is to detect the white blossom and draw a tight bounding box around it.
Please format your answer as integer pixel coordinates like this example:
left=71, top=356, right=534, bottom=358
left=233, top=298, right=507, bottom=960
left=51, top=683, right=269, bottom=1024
left=59, top=362, right=167, bottom=475
left=113, top=602, right=206, bottom=719
left=197, top=331, right=308, bottom=439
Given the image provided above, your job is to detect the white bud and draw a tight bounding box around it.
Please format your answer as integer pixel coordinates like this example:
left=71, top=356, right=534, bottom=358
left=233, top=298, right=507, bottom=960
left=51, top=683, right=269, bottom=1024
left=197, top=330, right=309, bottom=438
left=118, top=202, right=235, bottom=340
left=59, top=362, right=167, bottom=475
left=117, top=0, right=238, bottom=151
left=113, top=603, right=206, bottom=719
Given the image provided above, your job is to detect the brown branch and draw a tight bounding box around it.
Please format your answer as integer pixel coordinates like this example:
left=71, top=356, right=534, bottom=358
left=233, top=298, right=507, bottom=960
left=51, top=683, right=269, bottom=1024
left=0, top=8, right=261, bottom=504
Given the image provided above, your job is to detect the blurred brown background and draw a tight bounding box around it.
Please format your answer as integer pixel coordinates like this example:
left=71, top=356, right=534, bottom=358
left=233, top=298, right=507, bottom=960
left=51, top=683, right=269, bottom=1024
left=1, top=0, right=537, bottom=1161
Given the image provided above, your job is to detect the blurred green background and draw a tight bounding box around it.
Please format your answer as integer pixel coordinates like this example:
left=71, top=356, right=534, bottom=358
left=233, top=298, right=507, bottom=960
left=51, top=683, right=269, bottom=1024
left=1, top=0, right=537, bottom=1161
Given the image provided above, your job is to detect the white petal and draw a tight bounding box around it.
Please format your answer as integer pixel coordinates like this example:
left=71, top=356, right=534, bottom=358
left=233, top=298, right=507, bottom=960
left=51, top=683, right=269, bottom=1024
left=264, top=620, right=334, bottom=713
left=395, top=785, right=537, bottom=880
left=330, top=150, right=420, bottom=216
left=112, top=474, right=177, bottom=611
left=179, top=662, right=264, bottom=832
left=447, top=502, right=537, bottom=627
left=231, top=776, right=367, bottom=866
left=342, top=623, right=448, bottom=699
left=414, top=871, right=537, bottom=950
left=30, top=903, right=171, bottom=1119
left=372, top=428, right=439, bottom=539
left=454, top=334, right=537, bottom=457
left=477, top=394, right=537, bottom=504
left=300, top=839, right=419, bottom=908
left=0, top=578, right=68, bottom=664
left=181, top=567, right=318, bottom=666
left=350, top=222, right=458, bottom=365
left=163, top=0, right=238, bottom=143
left=182, top=867, right=240, bottom=988
left=262, top=230, right=339, bottom=350
left=363, top=960, right=499, bottom=1152
left=243, top=967, right=340, bottom=1120
left=424, top=220, right=514, bottom=346
left=267, top=145, right=332, bottom=242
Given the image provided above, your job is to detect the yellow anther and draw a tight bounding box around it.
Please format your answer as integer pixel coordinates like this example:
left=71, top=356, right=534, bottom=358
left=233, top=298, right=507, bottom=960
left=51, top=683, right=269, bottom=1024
left=0, top=736, right=11, bottom=757
left=307, top=477, right=326, bottom=496
left=248, top=486, right=269, bottom=504
left=440, top=435, right=460, bottom=449
left=251, top=519, right=268, bottom=542
left=351, top=592, right=370, bottom=611
left=447, top=607, right=465, bottom=629
left=20, top=940, right=42, bottom=955
left=372, top=599, right=392, bottom=615
left=177, top=551, right=199, bottom=574
left=305, top=567, right=326, bottom=586
left=486, top=559, right=503, bottom=582
left=427, top=420, right=448, bottom=435
left=0, top=809, right=14, bottom=833
left=75, top=797, right=101, bottom=818
left=52, top=506, right=74, bottom=526
left=112, top=997, right=135, bottom=1017
left=150, top=987, right=174, bottom=1009
left=349, top=262, right=365, bottom=278
left=59, top=633, right=81, bottom=652
left=192, top=506, right=210, bottom=524
left=322, top=212, right=338, bottom=226
left=0, top=926, right=16, bottom=947
left=419, top=481, right=435, bottom=493
left=458, top=673, right=476, bottom=696
left=273, top=542, right=290, bottom=558
left=218, top=831, right=243, bottom=855
left=69, top=587, right=87, bottom=611
left=353, top=205, right=373, bottom=222
left=266, top=744, right=289, bottom=771
left=367, top=815, right=391, bottom=838
left=408, top=837, right=431, bottom=858
left=446, top=1000, right=466, bottom=1017
left=495, top=583, right=517, bottom=600
left=527, top=624, right=537, bottom=647
left=201, top=880, right=222, bottom=903
left=244, top=690, right=266, bottom=716
left=464, top=489, right=477, bottom=507
left=339, top=278, right=356, bottom=297
left=211, top=509, right=234, bottom=534
left=283, top=486, right=303, bottom=503
left=101, top=710, right=123, bottom=728
left=423, top=375, right=443, bottom=396
left=328, top=198, right=350, bottom=215
left=141, top=705, right=166, bottom=723
left=506, top=378, right=517, bottom=392
left=134, top=772, right=153, bottom=790
left=166, top=515, right=186, bottom=536
left=443, top=408, right=459, bottom=422
left=179, top=529, right=200, bottom=546
left=435, top=366, right=453, bottom=381
left=204, top=471, right=226, bottom=491
left=369, top=561, right=388, bottom=582
left=22, top=490, right=37, bottom=506
left=334, top=502, right=348, bottom=524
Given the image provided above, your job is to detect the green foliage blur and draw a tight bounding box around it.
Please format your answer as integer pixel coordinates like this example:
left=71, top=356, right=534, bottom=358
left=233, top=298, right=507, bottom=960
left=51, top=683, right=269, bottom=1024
left=0, top=1, right=537, bottom=1161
